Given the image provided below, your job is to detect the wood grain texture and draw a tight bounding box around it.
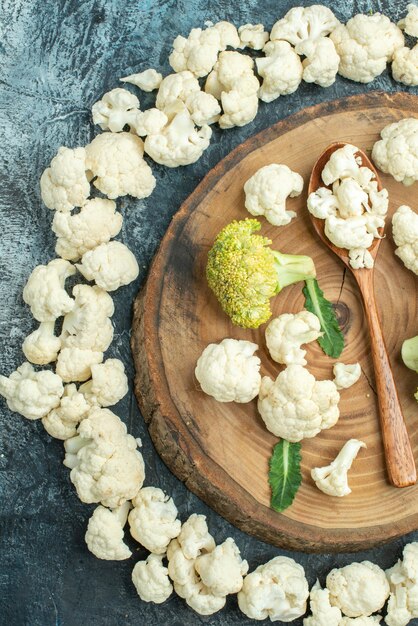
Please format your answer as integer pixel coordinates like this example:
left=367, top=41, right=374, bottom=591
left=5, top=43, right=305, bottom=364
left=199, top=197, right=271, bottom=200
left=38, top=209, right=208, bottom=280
left=131, top=92, right=418, bottom=553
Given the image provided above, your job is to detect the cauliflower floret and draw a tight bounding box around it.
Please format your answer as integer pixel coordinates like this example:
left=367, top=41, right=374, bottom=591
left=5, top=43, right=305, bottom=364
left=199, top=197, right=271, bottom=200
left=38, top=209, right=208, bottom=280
left=120, top=68, right=163, bottom=91
left=238, top=555, right=309, bottom=622
left=85, top=501, right=132, bottom=560
left=195, top=338, right=261, bottom=403
left=333, top=178, right=369, bottom=218
left=40, top=146, right=90, bottom=212
left=324, top=215, right=374, bottom=250
left=85, top=131, right=155, bottom=199
left=244, top=163, right=303, bottom=226
left=213, top=21, right=240, bottom=49
left=132, top=554, right=173, bottom=604
left=0, top=362, right=63, bottom=420
left=76, top=241, right=139, bottom=292
left=330, top=13, right=404, bottom=83
left=392, top=205, right=418, bottom=275
left=22, top=321, right=62, bottom=365
left=392, top=45, right=418, bottom=87
left=64, top=408, right=145, bottom=507
left=270, top=5, right=339, bottom=50
left=194, top=538, right=248, bottom=597
left=169, top=26, right=222, bottom=78
left=257, top=364, right=340, bottom=442
left=327, top=561, right=389, bottom=617
left=372, top=119, right=418, bottom=186
left=385, top=584, right=414, bottom=626
left=79, top=359, right=128, bottom=408
left=298, top=37, right=340, bottom=88
left=307, top=187, right=339, bottom=219
left=339, top=618, right=382, bottom=625
left=265, top=311, right=322, bottom=366
left=128, top=486, right=181, bottom=554
left=219, top=85, right=259, bottom=129
left=184, top=91, right=221, bottom=126
left=177, top=514, right=216, bottom=560
left=368, top=188, right=389, bottom=216
left=303, top=580, right=342, bottom=626
left=42, top=383, right=90, bottom=439
left=398, top=3, right=418, bottom=37
left=321, top=144, right=361, bottom=186
left=348, top=248, right=374, bottom=269
left=256, top=41, right=303, bottom=103
left=311, top=438, right=366, bottom=497
left=156, top=71, right=200, bottom=111
left=61, top=284, right=114, bottom=352
left=386, top=542, right=418, bottom=626
left=209, top=50, right=256, bottom=93
left=333, top=362, right=361, bottom=389
left=238, top=24, right=269, bottom=50
left=23, top=259, right=75, bottom=322
left=56, top=347, right=103, bottom=383
left=132, top=108, right=168, bottom=136
left=91, top=88, right=141, bottom=132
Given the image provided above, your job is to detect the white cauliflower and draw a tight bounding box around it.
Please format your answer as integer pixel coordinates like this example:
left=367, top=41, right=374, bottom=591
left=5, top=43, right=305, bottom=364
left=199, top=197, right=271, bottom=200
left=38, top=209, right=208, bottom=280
left=265, top=311, right=322, bottom=366
left=219, top=84, right=259, bottom=129
left=311, top=438, right=366, bottom=497
left=79, top=359, right=128, bottom=407
left=386, top=542, right=418, bottom=626
left=326, top=561, right=389, bottom=617
left=256, top=41, right=303, bottom=103
left=330, top=13, right=404, bottom=83
left=243, top=163, right=304, bottom=226
left=169, top=26, right=222, bottom=78
left=128, top=486, right=181, bottom=554
left=85, top=501, right=132, bottom=560
left=270, top=5, right=340, bottom=49
left=132, top=108, right=168, bottom=136
left=372, top=118, right=418, bottom=186
left=348, top=248, right=374, bottom=269
left=195, top=338, right=261, bottom=403
left=238, top=24, right=269, bottom=50
left=91, top=88, right=141, bottom=132
left=184, top=91, right=221, bottom=126
left=194, top=537, right=248, bottom=597
left=238, top=555, right=309, bottom=622
left=22, top=321, right=62, bottom=365
left=61, top=284, right=114, bottom=352
left=85, top=131, right=155, bottom=199
left=120, top=68, right=163, bottom=91
left=398, top=3, right=418, bottom=37
left=40, top=146, right=90, bottom=212
left=76, top=241, right=139, bottom=291
left=307, top=187, right=339, bottom=219
left=321, top=144, right=361, bottom=186
left=333, top=362, right=362, bottom=390
left=52, top=198, right=122, bottom=261
left=155, top=71, right=200, bottom=111
left=303, top=580, right=342, bottom=626
left=23, top=259, right=75, bottom=322
left=257, top=364, right=340, bottom=442
left=177, top=514, right=216, bottom=560
left=392, top=45, right=418, bottom=87
left=298, top=37, right=340, bottom=88
left=213, top=21, right=240, bottom=49
left=339, top=618, right=382, bottom=625
left=333, top=178, right=369, bottom=218
left=324, top=215, right=374, bottom=250
left=42, top=383, right=90, bottom=439
left=0, top=362, right=64, bottom=420
left=392, top=205, right=418, bottom=275
left=63, top=408, right=145, bottom=507
left=132, top=554, right=173, bottom=604
left=56, top=347, right=103, bottom=383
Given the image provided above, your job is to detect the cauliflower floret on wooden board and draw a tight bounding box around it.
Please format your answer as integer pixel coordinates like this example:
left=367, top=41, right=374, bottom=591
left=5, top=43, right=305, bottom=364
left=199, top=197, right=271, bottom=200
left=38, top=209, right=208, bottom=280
left=40, top=146, right=91, bottom=212
left=76, top=241, right=139, bottom=292
left=326, top=561, right=390, bottom=617
left=372, top=118, right=418, bottom=186
left=128, top=486, right=181, bottom=554
left=392, top=205, right=418, bottom=275
left=265, top=311, right=322, bottom=365
left=303, top=580, right=342, bottom=626
left=132, top=554, right=173, bottom=604
left=42, top=383, right=91, bottom=440
left=311, top=438, right=366, bottom=497
left=85, top=501, right=132, bottom=560
left=333, top=362, right=361, bottom=389
left=23, top=258, right=75, bottom=322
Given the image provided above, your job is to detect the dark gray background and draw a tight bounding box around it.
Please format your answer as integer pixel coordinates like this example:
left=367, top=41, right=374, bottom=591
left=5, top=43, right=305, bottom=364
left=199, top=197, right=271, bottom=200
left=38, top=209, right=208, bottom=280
left=1, top=0, right=417, bottom=624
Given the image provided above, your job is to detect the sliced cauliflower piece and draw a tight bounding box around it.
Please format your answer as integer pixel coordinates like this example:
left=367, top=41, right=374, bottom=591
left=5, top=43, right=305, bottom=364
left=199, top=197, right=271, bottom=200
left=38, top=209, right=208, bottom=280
left=40, top=146, right=90, bottom=212
left=270, top=5, right=340, bottom=50
left=398, top=3, right=418, bottom=37
left=22, top=321, right=62, bottom=365
left=321, top=144, right=361, bottom=186
left=79, top=359, right=128, bottom=407
left=307, top=187, right=339, bottom=219
left=156, top=71, right=200, bottom=111
left=238, top=24, right=269, bottom=50
left=303, top=580, right=342, bottom=626
left=392, top=205, right=418, bottom=275
left=333, top=178, right=369, bottom=218
left=91, top=88, right=141, bottom=132
left=372, top=119, right=418, bottom=186
left=76, top=241, right=139, bottom=292
left=348, top=248, right=374, bottom=269
left=311, top=438, right=366, bottom=497
left=184, top=91, right=221, bottom=126
left=333, top=362, right=361, bottom=389
left=194, top=537, right=248, bottom=597
left=85, top=501, right=132, bottom=560
left=61, top=284, right=114, bottom=352
left=324, top=215, right=374, bottom=250
left=265, top=311, right=322, bottom=366
left=132, top=554, right=173, bottom=604
left=256, top=41, right=303, bottom=103
left=85, top=131, right=155, bottom=199
left=23, top=259, right=75, bottom=322
left=0, top=362, right=63, bottom=420
left=169, top=26, right=222, bottom=78
left=42, top=383, right=90, bottom=439
left=195, top=338, right=261, bottom=403
left=258, top=364, right=340, bottom=442
left=177, top=514, right=216, bottom=560
left=56, top=347, right=103, bottom=383
left=392, top=45, right=418, bottom=87
left=120, top=68, right=163, bottom=91
left=243, top=163, right=303, bottom=226
left=326, top=561, right=389, bottom=617
left=299, top=37, right=340, bottom=88
left=63, top=408, right=145, bottom=507
left=128, top=486, right=181, bottom=554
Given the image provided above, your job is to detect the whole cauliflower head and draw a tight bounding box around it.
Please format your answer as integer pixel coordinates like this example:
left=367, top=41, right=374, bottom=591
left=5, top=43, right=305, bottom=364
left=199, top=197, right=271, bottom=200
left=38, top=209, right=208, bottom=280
left=392, top=45, right=418, bottom=87
left=85, top=131, right=155, bottom=199
left=299, top=37, right=340, bottom=88
left=120, top=68, right=163, bottom=91
left=23, top=259, right=76, bottom=322
left=76, top=241, right=139, bottom=292
left=398, top=3, right=418, bottom=37
left=258, top=364, right=340, bottom=442
left=311, top=438, right=366, bottom=497
left=303, top=580, right=342, bottom=626
left=238, top=555, right=309, bottom=622
left=56, top=347, right=103, bottom=383
left=195, top=338, right=261, bottom=403
left=256, top=41, right=303, bottom=103
left=42, top=383, right=91, bottom=440
left=40, top=146, right=90, bottom=212
left=0, top=362, right=63, bottom=420
left=270, top=5, right=340, bottom=49
left=61, top=284, right=114, bottom=352
left=79, top=359, right=128, bottom=407
left=326, top=561, right=389, bottom=617
left=244, top=163, right=304, bottom=226
left=333, top=362, right=361, bottom=390
left=392, top=205, right=418, bottom=276
left=372, top=118, right=418, bottom=186
left=265, top=311, right=322, bottom=365
left=330, top=13, right=404, bottom=83
left=91, top=88, right=141, bottom=132
left=194, top=537, right=248, bottom=597
left=132, top=554, right=173, bottom=604
left=22, top=321, right=62, bottom=365
left=85, top=501, right=132, bottom=560
left=128, top=486, right=181, bottom=554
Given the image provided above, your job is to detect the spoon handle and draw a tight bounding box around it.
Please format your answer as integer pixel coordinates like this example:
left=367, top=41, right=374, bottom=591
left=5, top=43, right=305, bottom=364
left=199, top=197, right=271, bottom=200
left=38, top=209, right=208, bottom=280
left=356, top=271, right=416, bottom=487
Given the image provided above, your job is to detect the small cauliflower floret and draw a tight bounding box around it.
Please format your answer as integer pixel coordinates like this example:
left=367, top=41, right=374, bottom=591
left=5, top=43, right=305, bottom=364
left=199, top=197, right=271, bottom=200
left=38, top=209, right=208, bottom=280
left=52, top=198, right=122, bottom=261
left=167, top=538, right=199, bottom=594
left=61, top=284, right=114, bottom=352
left=333, top=362, right=361, bottom=390
left=195, top=338, right=261, bottom=403
left=120, top=68, right=163, bottom=91
left=56, top=347, right=103, bottom=383
left=258, top=364, right=340, bottom=442
left=23, top=259, right=75, bottom=322
left=85, top=501, right=131, bottom=560
left=327, top=561, right=389, bottom=617
left=386, top=542, right=418, bottom=626
left=398, top=3, right=418, bottom=37
left=42, top=383, right=90, bottom=439
left=132, top=108, right=168, bottom=137
left=209, top=50, right=256, bottom=94
left=348, top=248, right=374, bottom=269
left=40, top=146, right=90, bottom=212
left=132, top=554, right=173, bottom=604
left=333, top=178, right=369, bottom=218
left=169, top=26, right=222, bottom=78
left=79, top=359, right=128, bottom=407
left=321, top=144, right=360, bottom=186
left=85, top=131, right=155, bottom=199
left=238, top=24, right=269, bottom=50
left=303, top=580, right=342, bottom=626
left=372, top=119, right=418, bottom=186
left=194, top=538, right=248, bottom=597
left=238, top=555, right=309, bottom=622
left=270, top=5, right=340, bottom=49
left=307, top=187, right=339, bottom=219
left=392, top=205, right=418, bottom=275
left=76, top=241, right=139, bottom=292
left=64, top=408, right=145, bottom=507
left=0, top=362, right=63, bottom=420
left=244, top=163, right=303, bottom=226
left=156, top=71, right=200, bottom=111
left=91, top=88, right=141, bottom=132
left=385, top=584, right=413, bottom=626
left=219, top=85, right=259, bottom=129
left=184, top=91, right=221, bottom=126
left=340, top=618, right=382, bottom=625
left=128, top=486, right=181, bottom=554
left=298, top=37, right=340, bottom=88
left=392, top=45, right=418, bottom=87
left=368, top=188, right=389, bottom=216
left=265, top=311, right=322, bottom=366
left=324, top=215, right=374, bottom=250
left=177, top=513, right=216, bottom=560
left=22, top=321, right=61, bottom=365
left=330, top=13, right=404, bottom=83
left=213, top=21, right=240, bottom=49
left=311, top=438, right=366, bottom=497
left=256, top=41, right=303, bottom=103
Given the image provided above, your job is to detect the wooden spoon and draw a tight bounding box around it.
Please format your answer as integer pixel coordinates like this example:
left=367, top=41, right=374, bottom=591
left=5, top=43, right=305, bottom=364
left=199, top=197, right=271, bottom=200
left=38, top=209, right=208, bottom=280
left=309, top=141, right=416, bottom=488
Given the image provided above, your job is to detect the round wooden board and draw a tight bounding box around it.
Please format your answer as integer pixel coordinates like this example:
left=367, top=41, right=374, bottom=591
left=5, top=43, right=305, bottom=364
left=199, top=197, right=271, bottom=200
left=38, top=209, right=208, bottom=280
left=132, top=92, right=418, bottom=553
